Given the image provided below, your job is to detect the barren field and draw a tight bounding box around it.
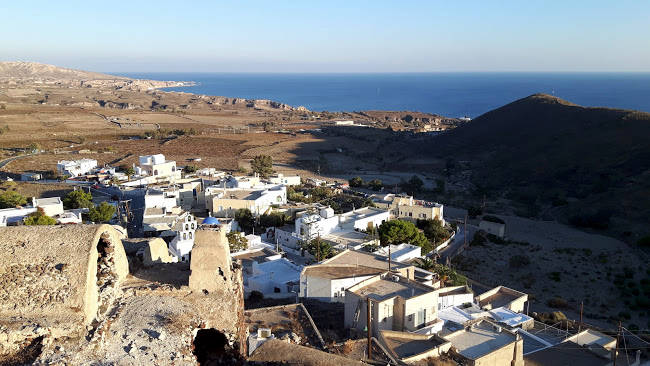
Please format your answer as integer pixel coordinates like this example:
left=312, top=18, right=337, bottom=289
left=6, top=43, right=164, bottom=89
left=454, top=215, right=648, bottom=329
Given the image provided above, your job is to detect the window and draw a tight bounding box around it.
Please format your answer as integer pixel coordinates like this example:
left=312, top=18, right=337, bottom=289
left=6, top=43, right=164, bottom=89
left=183, top=233, right=187, bottom=240
left=334, top=293, right=338, bottom=297
left=341, top=287, right=345, bottom=292
left=423, top=214, right=427, bottom=219
left=185, top=224, right=189, bottom=230
left=154, top=170, right=158, bottom=176
left=409, top=212, right=412, bottom=217
left=407, top=314, right=413, bottom=322
left=274, top=287, right=281, bottom=293
left=189, top=232, right=193, bottom=239
left=191, top=223, right=195, bottom=229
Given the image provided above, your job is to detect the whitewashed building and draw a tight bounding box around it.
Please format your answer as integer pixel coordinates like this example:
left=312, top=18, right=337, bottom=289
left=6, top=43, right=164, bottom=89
left=57, top=159, right=97, bottom=177
left=137, top=154, right=180, bottom=180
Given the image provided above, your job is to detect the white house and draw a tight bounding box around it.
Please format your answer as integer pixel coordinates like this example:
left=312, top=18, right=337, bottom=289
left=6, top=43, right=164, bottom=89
left=248, top=258, right=302, bottom=298
left=373, top=243, right=423, bottom=262
left=32, top=197, right=64, bottom=217
left=137, top=154, right=180, bottom=180
left=277, top=206, right=389, bottom=250
left=205, top=185, right=287, bottom=217
left=57, top=159, right=97, bottom=177
left=268, top=173, right=301, bottom=186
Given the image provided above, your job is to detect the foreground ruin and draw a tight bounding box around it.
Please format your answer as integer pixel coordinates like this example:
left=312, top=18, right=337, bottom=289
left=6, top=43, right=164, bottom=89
left=0, top=225, right=246, bottom=365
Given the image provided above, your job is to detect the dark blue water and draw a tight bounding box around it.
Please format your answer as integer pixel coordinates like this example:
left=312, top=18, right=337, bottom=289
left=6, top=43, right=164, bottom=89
left=115, top=72, right=650, bottom=118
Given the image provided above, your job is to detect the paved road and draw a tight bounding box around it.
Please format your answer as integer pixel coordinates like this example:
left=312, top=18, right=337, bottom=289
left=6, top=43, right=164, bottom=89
left=436, top=224, right=476, bottom=264
left=0, top=153, right=35, bottom=169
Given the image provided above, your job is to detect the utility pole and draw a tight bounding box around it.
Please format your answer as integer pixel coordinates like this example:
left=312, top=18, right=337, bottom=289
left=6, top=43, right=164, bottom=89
left=388, top=245, right=391, bottom=272
left=579, top=301, right=583, bottom=333
left=367, top=298, right=372, bottom=360
left=613, top=321, right=621, bottom=366
left=464, top=214, right=468, bottom=247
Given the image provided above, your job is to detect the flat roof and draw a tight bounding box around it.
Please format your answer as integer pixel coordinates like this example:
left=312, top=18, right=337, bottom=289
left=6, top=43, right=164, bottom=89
left=33, top=197, right=62, bottom=206
left=478, top=288, right=524, bottom=309
left=444, top=321, right=516, bottom=360
left=524, top=341, right=609, bottom=366
left=303, top=265, right=383, bottom=280
left=382, top=333, right=447, bottom=359
left=232, top=248, right=277, bottom=263
left=324, top=250, right=409, bottom=271
left=351, top=276, right=430, bottom=301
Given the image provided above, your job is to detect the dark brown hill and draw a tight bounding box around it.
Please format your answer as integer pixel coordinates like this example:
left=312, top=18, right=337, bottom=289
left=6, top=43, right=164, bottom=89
left=426, top=93, right=650, bottom=233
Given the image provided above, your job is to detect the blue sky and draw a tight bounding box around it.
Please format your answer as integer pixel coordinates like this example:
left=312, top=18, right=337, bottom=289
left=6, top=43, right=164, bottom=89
left=1, top=0, right=649, bottom=72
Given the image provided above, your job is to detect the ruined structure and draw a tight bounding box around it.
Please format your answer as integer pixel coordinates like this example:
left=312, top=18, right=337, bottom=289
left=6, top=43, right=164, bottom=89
left=189, top=229, right=233, bottom=293
left=0, top=224, right=247, bottom=365
left=0, top=225, right=128, bottom=357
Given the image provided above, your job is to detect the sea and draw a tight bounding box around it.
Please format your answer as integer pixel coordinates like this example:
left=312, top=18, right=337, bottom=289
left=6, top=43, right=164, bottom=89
left=116, top=72, right=650, bottom=118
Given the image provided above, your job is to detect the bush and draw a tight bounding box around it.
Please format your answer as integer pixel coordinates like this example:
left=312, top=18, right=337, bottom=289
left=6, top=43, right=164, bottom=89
left=349, top=176, right=364, bottom=187
left=302, top=238, right=334, bottom=261
left=569, top=209, right=613, bottom=230
left=509, top=255, right=531, bottom=268
left=248, top=291, right=264, bottom=302
left=251, top=155, right=273, bottom=178
left=234, top=209, right=254, bottom=234
left=470, top=232, right=487, bottom=246
left=183, top=165, right=197, bottom=174
left=226, top=231, right=248, bottom=253
left=368, top=179, right=383, bottom=191
left=378, top=220, right=430, bottom=252
left=87, top=201, right=116, bottom=223
left=0, top=190, right=27, bottom=208
left=24, top=207, right=57, bottom=225
left=547, top=297, right=569, bottom=308
left=63, top=190, right=93, bottom=209
left=548, top=272, right=562, bottom=282
left=637, top=236, right=650, bottom=247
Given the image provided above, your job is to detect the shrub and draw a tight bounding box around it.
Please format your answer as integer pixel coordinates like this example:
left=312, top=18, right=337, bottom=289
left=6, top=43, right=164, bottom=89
left=509, top=255, right=531, bottom=268
left=637, top=236, right=650, bottom=247
left=226, top=231, right=248, bottom=253
left=183, top=165, right=198, bottom=173
left=248, top=291, right=264, bottom=302
left=251, top=155, right=273, bottom=178
left=470, top=232, right=487, bottom=246
left=0, top=190, right=27, bottom=208
left=349, top=176, right=364, bottom=187
left=547, top=297, right=569, bottom=308
left=548, top=272, right=562, bottom=282
left=87, top=202, right=116, bottom=223
left=24, top=207, right=57, bottom=225
left=569, top=209, right=613, bottom=230
left=63, top=190, right=93, bottom=209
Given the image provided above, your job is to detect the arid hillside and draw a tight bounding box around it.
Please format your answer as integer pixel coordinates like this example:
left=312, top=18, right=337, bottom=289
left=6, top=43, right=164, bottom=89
left=423, top=94, right=650, bottom=240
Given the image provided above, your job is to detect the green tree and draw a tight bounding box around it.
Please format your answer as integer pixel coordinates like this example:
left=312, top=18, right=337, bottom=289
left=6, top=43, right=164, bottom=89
left=259, top=212, right=287, bottom=228
left=0, top=190, right=27, bottom=208
left=24, top=207, right=57, bottom=225
left=226, top=231, right=248, bottom=253
left=417, top=218, right=449, bottom=245
left=251, top=155, right=273, bottom=178
left=349, top=176, right=364, bottom=187
left=234, top=208, right=255, bottom=233
left=183, top=165, right=197, bottom=174
left=120, top=165, right=135, bottom=177
left=415, top=257, right=436, bottom=271
left=27, top=142, right=40, bottom=153
left=378, top=220, right=430, bottom=253
left=401, top=175, right=424, bottom=195
left=368, top=179, right=383, bottom=191
left=63, top=189, right=93, bottom=209
left=88, top=201, right=116, bottom=223
left=302, top=238, right=333, bottom=261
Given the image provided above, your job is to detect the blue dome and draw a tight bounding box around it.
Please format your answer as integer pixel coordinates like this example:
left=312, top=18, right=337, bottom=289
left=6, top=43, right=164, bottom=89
left=202, top=217, right=221, bottom=225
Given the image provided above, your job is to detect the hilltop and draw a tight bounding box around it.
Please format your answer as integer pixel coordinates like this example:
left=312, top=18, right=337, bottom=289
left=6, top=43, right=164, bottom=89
left=424, top=93, right=650, bottom=237
left=0, top=61, right=127, bottom=80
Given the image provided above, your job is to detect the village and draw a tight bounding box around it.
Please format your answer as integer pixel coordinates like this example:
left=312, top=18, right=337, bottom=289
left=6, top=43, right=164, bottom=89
left=1, top=151, right=645, bottom=365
